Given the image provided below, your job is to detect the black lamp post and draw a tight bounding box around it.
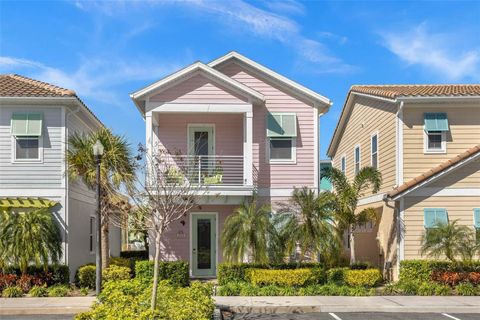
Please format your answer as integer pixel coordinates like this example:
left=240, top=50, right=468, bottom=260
left=92, top=139, right=104, bottom=295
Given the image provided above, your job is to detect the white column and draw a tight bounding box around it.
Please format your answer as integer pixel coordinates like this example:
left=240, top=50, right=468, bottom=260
left=146, top=111, right=153, bottom=159
left=244, top=111, right=253, bottom=186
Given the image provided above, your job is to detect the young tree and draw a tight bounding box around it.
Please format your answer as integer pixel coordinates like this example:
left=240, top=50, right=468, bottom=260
left=322, top=167, right=382, bottom=264
left=221, top=200, right=277, bottom=264
left=421, top=220, right=478, bottom=262
left=67, top=128, right=135, bottom=270
left=276, top=187, right=339, bottom=263
left=128, top=146, right=206, bottom=310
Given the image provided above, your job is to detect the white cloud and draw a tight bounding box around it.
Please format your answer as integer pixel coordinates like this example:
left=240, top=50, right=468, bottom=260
left=0, top=56, right=180, bottom=108
left=381, top=23, right=480, bottom=81
left=264, top=0, right=305, bottom=16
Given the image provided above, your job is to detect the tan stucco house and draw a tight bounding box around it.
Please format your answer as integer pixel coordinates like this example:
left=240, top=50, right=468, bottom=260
left=327, top=85, right=480, bottom=279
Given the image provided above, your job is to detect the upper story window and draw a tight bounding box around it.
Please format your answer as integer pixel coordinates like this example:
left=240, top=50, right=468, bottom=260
left=10, top=112, right=43, bottom=162
left=371, top=133, right=378, bottom=169
left=266, top=113, right=297, bottom=163
left=424, top=208, right=448, bottom=229
left=341, top=155, right=346, bottom=174
left=354, top=145, right=361, bottom=175
left=424, top=113, right=448, bottom=153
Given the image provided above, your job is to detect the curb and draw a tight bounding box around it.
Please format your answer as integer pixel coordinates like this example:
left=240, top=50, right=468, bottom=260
left=0, top=306, right=91, bottom=316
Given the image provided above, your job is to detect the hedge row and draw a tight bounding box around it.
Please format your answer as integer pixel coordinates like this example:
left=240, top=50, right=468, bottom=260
left=1, top=265, right=69, bottom=287
left=135, top=260, right=189, bottom=287
left=399, top=260, right=480, bottom=283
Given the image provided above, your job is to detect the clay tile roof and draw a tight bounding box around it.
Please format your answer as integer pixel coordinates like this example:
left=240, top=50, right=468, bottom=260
left=388, top=144, right=480, bottom=198
left=350, top=84, right=480, bottom=99
left=0, top=74, right=77, bottom=97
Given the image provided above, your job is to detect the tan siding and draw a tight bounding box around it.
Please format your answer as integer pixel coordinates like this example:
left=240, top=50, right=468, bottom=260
left=403, top=196, right=480, bottom=260
left=429, top=160, right=480, bottom=188
left=402, top=104, right=480, bottom=182
left=332, top=96, right=397, bottom=195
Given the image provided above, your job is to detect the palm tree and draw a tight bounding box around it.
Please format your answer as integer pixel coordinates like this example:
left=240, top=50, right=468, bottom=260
left=67, top=128, right=135, bottom=269
left=276, top=187, right=339, bottom=263
left=322, top=167, right=382, bottom=264
left=221, top=200, right=277, bottom=264
left=0, top=208, right=62, bottom=274
left=421, top=220, right=477, bottom=262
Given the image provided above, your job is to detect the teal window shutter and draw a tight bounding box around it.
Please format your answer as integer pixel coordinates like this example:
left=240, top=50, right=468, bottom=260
left=424, top=208, right=448, bottom=228
left=266, top=113, right=297, bottom=137
left=11, top=112, right=43, bottom=136
left=474, top=209, right=480, bottom=229
left=424, top=113, right=449, bottom=132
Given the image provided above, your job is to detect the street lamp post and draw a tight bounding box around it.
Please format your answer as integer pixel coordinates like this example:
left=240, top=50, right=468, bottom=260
left=92, top=140, right=104, bottom=296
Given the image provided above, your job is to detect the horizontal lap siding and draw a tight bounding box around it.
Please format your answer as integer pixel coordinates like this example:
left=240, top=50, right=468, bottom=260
left=218, top=62, right=315, bottom=188
left=155, top=114, right=243, bottom=156
left=0, top=105, right=63, bottom=188
left=403, top=196, right=480, bottom=259
left=429, top=160, right=480, bottom=188
left=332, top=96, right=397, bottom=194
left=150, top=74, right=247, bottom=104
left=403, top=104, right=480, bottom=182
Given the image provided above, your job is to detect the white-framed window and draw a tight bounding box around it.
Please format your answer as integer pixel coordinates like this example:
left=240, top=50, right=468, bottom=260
left=10, top=112, right=43, bottom=163
left=354, top=145, right=361, bottom=175
left=371, top=132, right=378, bottom=169
left=341, top=155, right=346, bottom=174
left=424, top=131, right=446, bottom=153
left=89, top=216, right=95, bottom=254
left=13, top=136, right=42, bottom=161
left=268, top=137, right=296, bottom=163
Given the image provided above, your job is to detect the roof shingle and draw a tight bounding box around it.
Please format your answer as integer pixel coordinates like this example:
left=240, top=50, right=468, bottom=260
left=351, top=84, right=480, bottom=99
left=388, top=144, right=480, bottom=199
left=0, top=74, right=77, bottom=97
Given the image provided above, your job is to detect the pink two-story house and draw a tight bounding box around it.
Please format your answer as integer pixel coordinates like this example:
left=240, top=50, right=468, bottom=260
left=131, top=52, right=331, bottom=277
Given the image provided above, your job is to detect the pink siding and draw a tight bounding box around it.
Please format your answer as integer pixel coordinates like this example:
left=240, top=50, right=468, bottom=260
left=155, top=113, right=243, bottom=155
left=157, top=205, right=236, bottom=263
left=150, top=74, right=248, bottom=104
left=217, top=62, right=316, bottom=188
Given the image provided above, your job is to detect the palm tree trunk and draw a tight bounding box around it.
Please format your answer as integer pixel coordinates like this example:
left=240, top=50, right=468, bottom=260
left=101, top=214, right=110, bottom=270
left=349, top=225, right=356, bottom=264
left=151, top=231, right=162, bottom=311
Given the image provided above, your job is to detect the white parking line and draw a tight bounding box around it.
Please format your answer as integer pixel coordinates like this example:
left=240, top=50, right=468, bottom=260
left=442, top=313, right=462, bottom=320
left=329, top=313, right=343, bottom=320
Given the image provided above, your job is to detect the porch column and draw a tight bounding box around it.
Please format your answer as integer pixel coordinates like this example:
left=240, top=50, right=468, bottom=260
left=244, top=111, right=253, bottom=186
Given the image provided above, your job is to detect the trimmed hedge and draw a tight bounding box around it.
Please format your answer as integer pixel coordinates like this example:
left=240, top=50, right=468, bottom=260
left=2, top=265, right=69, bottom=285
left=77, top=265, right=96, bottom=289
left=399, top=260, right=480, bottom=283
left=120, top=250, right=148, bottom=260
left=103, top=265, right=131, bottom=282
left=344, top=269, right=383, bottom=287
left=326, top=267, right=348, bottom=285
left=135, top=260, right=189, bottom=287
left=246, top=268, right=318, bottom=287
left=217, top=262, right=324, bottom=285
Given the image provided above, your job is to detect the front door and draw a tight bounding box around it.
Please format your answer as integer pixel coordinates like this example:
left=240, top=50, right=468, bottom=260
left=191, top=213, right=216, bottom=277
left=188, top=125, right=215, bottom=157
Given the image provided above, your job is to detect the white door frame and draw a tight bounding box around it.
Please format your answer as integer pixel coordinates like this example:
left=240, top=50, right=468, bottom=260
left=187, top=124, right=215, bottom=156
left=189, top=212, right=219, bottom=277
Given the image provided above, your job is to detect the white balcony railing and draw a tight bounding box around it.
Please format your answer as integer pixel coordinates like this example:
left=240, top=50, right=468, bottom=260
left=161, top=155, right=246, bottom=187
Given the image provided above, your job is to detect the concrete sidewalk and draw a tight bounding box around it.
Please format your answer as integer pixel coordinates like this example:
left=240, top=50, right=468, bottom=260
left=0, top=297, right=95, bottom=315
left=214, top=296, right=480, bottom=314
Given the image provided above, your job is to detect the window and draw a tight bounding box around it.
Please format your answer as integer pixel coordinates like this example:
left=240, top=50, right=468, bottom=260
left=11, top=112, right=43, bottom=162
left=424, top=113, right=448, bottom=153
left=341, top=156, right=346, bottom=174
left=354, top=145, right=361, bottom=175
left=474, top=209, right=480, bottom=243
left=424, top=208, right=448, bottom=229
left=89, top=217, right=95, bottom=253
left=269, top=138, right=294, bottom=161
left=266, top=113, right=297, bottom=163
left=371, top=133, right=378, bottom=169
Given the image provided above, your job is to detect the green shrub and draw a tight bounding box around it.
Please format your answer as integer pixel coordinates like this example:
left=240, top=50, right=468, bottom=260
left=381, top=282, right=399, bottom=295
left=216, top=281, right=244, bottom=296
left=350, top=261, right=372, bottom=270
left=344, top=269, right=383, bottom=287
left=246, top=268, right=315, bottom=287
left=120, top=250, right=148, bottom=260
left=2, top=286, right=24, bottom=298
left=399, top=260, right=480, bottom=283
left=456, top=282, right=478, bottom=296
left=327, top=267, right=348, bottom=285
left=76, top=280, right=214, bottom=320
left=47, top=284, right=70, bottom=297
left=77, top=265, right=96, bottom=289
left=80, top=287, right=90, bottom=296
left=417, top=282, right=443, bottom=296
left=135, top=260, right=189, bottom=287
left=110, top=257, right=131, bottom=269
left=3, top=265, right=70, bottom=285
left=103, top=265, right=131, bottom=282
left=29, top=285, right=48, bottom=297
left=435, top=284, right=452, bottom=296
left=397, top=280, right=420, bottom=295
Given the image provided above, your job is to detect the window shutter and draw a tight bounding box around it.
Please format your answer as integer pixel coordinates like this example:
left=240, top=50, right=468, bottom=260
left=474, top=208, right=480, bottom=229
left=424, top=113, right=449, bottom=132
left=11, top=113, right=43, bottom=136
left=266, top=113, right=297, bottom=137
left=424, top=208, right=448, bottom=228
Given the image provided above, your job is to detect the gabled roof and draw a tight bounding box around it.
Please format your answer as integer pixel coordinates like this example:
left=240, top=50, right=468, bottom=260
left=130, top=61, right=265, bottom=115
left=387, top=145, right=480, bottom=200
left=0, top=74, right=76, bottom=97
left=208, top=51, right=332, bottom=110
left=351, top=84, right=480, bottom=99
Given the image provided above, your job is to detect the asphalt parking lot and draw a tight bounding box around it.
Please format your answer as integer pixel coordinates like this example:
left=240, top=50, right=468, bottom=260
left=228, top=313, right=480, bottom=320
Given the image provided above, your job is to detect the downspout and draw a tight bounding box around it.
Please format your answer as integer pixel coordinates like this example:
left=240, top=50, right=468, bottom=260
left=394, top=100, right=404, bottom=279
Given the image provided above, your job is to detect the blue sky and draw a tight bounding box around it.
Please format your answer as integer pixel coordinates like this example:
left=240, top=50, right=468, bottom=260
left=1, top=0, right=479, bottom=158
